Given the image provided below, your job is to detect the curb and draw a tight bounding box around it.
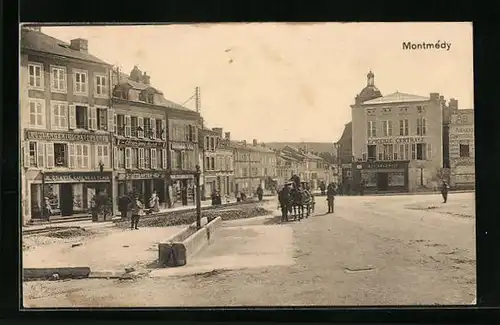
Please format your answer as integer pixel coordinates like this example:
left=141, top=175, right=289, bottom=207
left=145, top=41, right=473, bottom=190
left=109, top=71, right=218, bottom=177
left=23, top=267, right=91, bottom=281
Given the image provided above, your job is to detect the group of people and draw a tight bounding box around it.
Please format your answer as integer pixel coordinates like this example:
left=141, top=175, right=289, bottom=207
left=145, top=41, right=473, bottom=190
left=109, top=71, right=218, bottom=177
left=118, top=190, right=160, bottom=230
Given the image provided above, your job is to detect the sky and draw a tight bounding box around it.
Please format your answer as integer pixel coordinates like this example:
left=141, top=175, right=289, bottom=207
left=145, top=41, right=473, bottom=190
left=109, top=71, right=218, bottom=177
left=41, top=22, right=473, bottom=143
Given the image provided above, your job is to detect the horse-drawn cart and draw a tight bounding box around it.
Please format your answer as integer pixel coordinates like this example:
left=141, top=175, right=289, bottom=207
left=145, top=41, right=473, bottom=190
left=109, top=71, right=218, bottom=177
left=277, top=177, right=315, bottom=222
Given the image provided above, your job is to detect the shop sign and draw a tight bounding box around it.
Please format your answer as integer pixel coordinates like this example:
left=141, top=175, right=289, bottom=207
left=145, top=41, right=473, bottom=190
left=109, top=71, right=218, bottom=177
left=119, top=172, right=164, bottom=180
left=365, top=162, right=406, bottom=170
left=452, top=127, right=474, bottom=133
left=26, top=130, right=110, bottom=143
left=367, top=137, right=425, bottom=145
left=171, top=174, right=194, bottom=180
left=116, top=138, right=165, bottom=148
left=171, top=142, right=195, bottom=151
left=44, top=172, right=111, bottom=183
left=342, top=164, right=352, bottom=169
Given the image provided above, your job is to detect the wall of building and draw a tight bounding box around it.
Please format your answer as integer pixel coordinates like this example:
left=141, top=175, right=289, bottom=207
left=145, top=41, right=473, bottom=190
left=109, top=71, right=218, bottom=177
left=449, top=109, right=475, bottom=189
left=20, top=50, right=112, bottom=224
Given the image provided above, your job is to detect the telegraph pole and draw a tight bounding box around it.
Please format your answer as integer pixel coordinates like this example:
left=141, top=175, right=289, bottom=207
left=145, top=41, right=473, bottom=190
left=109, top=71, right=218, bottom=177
left=194, top=86, right=203, bottom=227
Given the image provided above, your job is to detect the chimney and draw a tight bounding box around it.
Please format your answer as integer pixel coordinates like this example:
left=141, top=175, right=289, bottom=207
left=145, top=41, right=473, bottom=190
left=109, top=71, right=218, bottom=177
left=70, top=38, right=88, bottom=52
left=142, top=72, right=150, bottom=85
left=429, top=92, right=440, bottom=102
left=212, top=127, right=223, bottom=137
left=449, top=98, right=458, bottom=111
left=253, top=139, right=258, bottom=146
left=224, top=132, right=231, bottom=140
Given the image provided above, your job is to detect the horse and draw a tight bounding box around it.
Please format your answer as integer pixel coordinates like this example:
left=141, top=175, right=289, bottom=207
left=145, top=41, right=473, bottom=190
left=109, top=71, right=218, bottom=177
left=289, top=187, right=314, bottom=221
left=278, top=186, right=292, bottom=222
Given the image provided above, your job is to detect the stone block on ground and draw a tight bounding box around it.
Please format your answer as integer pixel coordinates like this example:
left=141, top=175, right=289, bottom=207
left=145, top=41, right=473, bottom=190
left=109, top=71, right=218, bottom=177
left=23, top=267, right=91, bottom=280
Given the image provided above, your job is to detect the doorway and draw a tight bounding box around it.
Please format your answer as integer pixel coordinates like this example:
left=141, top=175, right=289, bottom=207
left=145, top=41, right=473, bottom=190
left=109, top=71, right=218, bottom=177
left=144, top=180, right=152, bottom=208
left=376, top=172, right=389, bottom=191
left=60, top=183, right=74, bottom=216
left=181, top=179, right=188, bottom=206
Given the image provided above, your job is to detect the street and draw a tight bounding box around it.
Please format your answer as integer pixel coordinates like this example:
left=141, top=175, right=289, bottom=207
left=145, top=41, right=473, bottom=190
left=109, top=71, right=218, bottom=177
left=23, top=192, right=476, bottom=307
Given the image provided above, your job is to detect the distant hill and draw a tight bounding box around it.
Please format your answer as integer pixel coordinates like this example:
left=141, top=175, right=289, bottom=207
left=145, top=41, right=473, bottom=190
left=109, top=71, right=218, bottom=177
left=265, top=142, right=334, bottom=154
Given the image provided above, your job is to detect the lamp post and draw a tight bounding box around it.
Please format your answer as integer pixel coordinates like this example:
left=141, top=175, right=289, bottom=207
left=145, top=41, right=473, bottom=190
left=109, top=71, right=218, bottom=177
left=194, top=164, right=202, bottom=229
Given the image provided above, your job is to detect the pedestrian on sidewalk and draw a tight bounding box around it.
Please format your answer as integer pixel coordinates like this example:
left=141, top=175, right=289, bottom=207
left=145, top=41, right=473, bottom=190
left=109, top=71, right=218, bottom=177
left=131, top=196, right=144, bottom=230
left=441, top=180, right=449, bottom=203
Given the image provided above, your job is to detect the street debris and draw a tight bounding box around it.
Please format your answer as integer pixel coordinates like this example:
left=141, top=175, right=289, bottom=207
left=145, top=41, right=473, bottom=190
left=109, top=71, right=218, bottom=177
left=344, top=266, right=376, bottom=273
left=71, top=243, right=83, bottom=248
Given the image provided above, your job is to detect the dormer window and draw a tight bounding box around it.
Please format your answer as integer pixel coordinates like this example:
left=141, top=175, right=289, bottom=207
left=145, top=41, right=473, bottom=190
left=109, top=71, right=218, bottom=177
left=147, top=93, right=154, bottom=104
left=114, top=88, right=128, bottom=100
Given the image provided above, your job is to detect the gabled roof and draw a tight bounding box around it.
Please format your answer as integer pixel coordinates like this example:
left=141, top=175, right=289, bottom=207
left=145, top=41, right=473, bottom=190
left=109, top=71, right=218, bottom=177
left=361, top=91, right=430, bottom=105
left=304, top=152, right=324, bottom=160
left=21, top=28, right=110, bottom=66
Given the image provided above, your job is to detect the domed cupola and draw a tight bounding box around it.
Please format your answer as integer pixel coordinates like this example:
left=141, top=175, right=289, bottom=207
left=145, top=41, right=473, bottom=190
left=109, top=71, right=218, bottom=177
left=356, top=70, right=383, bottom=104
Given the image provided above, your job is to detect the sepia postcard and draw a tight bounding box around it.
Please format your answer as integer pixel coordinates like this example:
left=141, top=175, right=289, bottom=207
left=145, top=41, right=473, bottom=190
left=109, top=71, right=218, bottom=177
left=20, top=22, right=475, bottom=308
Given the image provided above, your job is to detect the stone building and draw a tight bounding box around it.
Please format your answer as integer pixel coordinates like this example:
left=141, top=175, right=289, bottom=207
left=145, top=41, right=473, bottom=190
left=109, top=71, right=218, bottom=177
left=20, top=26, right=113, bottom=224
left=199, top=127, right=234, bottom=199
left=110, top=66, right=169, bottom=211
left=351, top=71, right=444, bottom=193
left=334, top=121, right=353, bottom=187
left=449, top=108, right=475, bottom=189
left=231, top=139, right=277, bottom=196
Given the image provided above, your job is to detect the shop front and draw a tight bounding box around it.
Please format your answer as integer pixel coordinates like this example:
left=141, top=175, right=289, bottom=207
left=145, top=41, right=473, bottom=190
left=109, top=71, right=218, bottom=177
left=355, top=161, right=409, bottom=194
left=116, top=171, right=167, bottom=209
left=30, top=171, right=112, bottom=219
left=170, top=173, right=195, bottom=207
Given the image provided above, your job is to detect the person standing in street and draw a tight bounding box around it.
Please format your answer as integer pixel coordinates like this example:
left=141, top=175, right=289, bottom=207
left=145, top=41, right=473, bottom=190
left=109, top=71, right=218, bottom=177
left=149, top=190, right=160, bottom=214
left=326, top=183, right=336, bottom=213
left=441, top=180, right=449, bottom=203
left=131, top=196, right=144, bottom=230
left=256, top=185, right=264, bottom=201
left=118, top=192, right=133, bottom=220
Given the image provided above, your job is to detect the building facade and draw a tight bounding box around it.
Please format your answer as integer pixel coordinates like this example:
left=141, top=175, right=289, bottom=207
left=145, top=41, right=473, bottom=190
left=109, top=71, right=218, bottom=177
left=200, top=128, right=235, bottom=198
left=449, top=109, right=475, bottom=189
left=111, top=66, right=169, bottom=212
left=21, top=27, right=114, bottom=224
left=167, top=103, right=201, bottom=207
left=351, top=73, right=444, bottom=193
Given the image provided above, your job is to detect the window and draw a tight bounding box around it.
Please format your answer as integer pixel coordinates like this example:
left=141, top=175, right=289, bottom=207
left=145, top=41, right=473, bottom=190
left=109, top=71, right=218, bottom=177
left=117, top=114, right=125, bottom=136
left=75, top=105, right=88, bottom=129
left=205, top=157, right=210, bottom=170
left=51, top=66, right=66, bottom=92
left=96, top=108, right=108, bottom=130
left=125, top=116, right=131, bottom=137
left=367, top=145, right=377, bottom=160
left=383, top=120, right=393, bottom=137
left=131, top=148, right=138, bottom=169
left=73, top=70, right=88, bottom=94
left=210, top=137, right=215, bottom=151
left=54, top=143, right=68, bottom=167
left=144, top=149, right=151, bottom=169
left=211, top=157, right=215, bottom=170
left=118, top=148, right=125, bottom=169
left=96, top=145, right=110, bottom=168
left=415, top=143, right=430, bottom=160
left=460, top=144, right=470, bottom=157
left=243, top=167, right=248, bottom=177
left=28, top=63, right=43, bottom=89
left=94, top=74, right=108, bottom=97
left=28, top=142, right=37, bottom=167
left=138, top=148, right=145, bottom=169
left=416, top=117, right=427, bottom=136
left=147, top=93, right=154, bottom=104
left=367, top=121, right=376, bottom=137
left=75, top=144, right=90, bottom=168
left=399, top=119, right=409, bottom=136
left=205, top=137, right=210, bottom=151
left=144, top=118, right=152, bottom=138
left=151, top=149, right=157, bottom=169
left=383, top=144, right=394, bottom=161
left=156, top=119, right=163, bottom=139
left=399, top=144, right=409, bottom=160
left=175, top=151, right=182, bottom=169
left=131, top=117, right=138, bottom=137
left=417, top=106, right=425, bottom=114
left=114, top=89, right=128, bottom=100
left=29, top=99, right=45, bottom=128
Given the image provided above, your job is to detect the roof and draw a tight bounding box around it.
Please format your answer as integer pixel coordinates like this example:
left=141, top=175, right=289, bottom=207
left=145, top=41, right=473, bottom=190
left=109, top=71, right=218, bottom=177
left=304, top=152, right=324, bottom=160
left=358, top=85, right=382, bottom=102
left=21, top=28, right=110, bottom=66
left=229, top=141, right=275, bottom=153
left=362, top=91, right=430, bottom=105
left=117, top=71, right=192, bottom=112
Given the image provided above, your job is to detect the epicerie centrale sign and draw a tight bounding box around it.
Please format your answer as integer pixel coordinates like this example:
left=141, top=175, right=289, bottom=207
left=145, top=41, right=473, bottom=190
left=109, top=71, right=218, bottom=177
left=44, top=173, right=111, bottom=183
left=116, top=138, right=165, bottom=148
left=367, top=137, right=425, bottom=145
left=26, top=130, right=110, bottom=143
left=171, top=142, right=195, bottom=150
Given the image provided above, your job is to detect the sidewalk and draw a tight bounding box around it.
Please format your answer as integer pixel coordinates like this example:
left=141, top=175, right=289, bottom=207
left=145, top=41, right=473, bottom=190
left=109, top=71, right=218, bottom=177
left=23, top=196, right=272, bottom=233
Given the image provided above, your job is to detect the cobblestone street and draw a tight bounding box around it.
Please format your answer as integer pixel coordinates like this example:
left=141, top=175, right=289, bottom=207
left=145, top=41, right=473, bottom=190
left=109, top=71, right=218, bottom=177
left=23, top=192, right=475, bottom=307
